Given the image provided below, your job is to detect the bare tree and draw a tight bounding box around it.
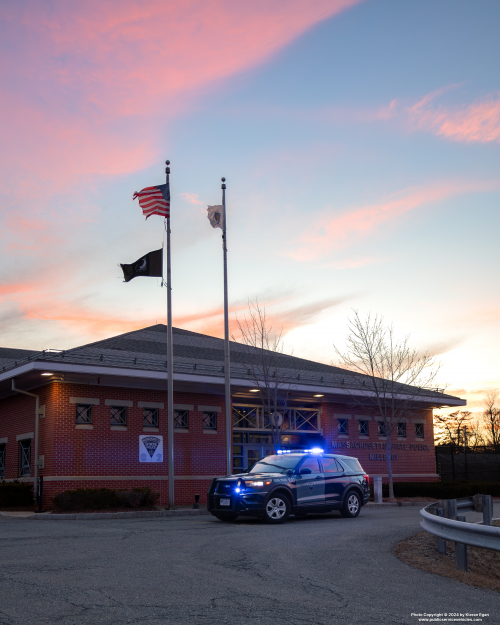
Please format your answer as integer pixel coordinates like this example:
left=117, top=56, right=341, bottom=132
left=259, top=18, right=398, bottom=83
left=434, top=411, right=474, bottom=447
left=233, top=301, right=295, bottom=453
left=335, top=311, right=440, bottom=499
left=482, top=389, right=500, bottom=448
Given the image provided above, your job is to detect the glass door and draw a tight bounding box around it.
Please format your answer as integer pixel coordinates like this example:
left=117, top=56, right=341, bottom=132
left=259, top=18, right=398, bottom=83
left=232, top=433, right=275, bottom=473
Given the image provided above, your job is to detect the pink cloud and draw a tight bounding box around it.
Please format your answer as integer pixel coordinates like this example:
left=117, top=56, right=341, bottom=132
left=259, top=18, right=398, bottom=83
left=178, top=193, right=204, bottom=206
left=0, top=0, right=362, bottom=189
left=406, top=89, right=500, bottom=143
left=373, top=87, right=500, bottom=144
left=4, top=286, right=342, bottom=345
left=290, top=180, right=498, bottom=261
left=308, top=88, right=500, bottom=145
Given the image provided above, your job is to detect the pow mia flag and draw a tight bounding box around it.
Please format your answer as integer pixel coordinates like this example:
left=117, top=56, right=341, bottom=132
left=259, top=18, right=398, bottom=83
left=120, top=249, right=163, bottom=282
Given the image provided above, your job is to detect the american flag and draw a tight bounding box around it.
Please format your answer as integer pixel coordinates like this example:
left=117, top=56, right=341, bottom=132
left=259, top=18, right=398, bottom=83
left=133, top=183, right=170, bottom=219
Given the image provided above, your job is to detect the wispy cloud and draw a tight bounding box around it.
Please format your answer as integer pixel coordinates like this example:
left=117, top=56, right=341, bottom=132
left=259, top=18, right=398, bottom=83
left=303, top=87, right=500, bottom=145
left=289, top=180, right=498, bottom=261
left=423, top=338, right=464, bottom=357
left=177, top=295, right=347, bottom=339
left=405, top=88, right=500, bottom=143
left=178, top=193, right=204, bottom=206
left=0, top=0, right=362, bottom=190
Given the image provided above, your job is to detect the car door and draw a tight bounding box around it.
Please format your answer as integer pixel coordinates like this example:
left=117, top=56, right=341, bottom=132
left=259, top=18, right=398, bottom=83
left=320, top=456, right=349, bottom=505
left=295, top=456, right=325, bottom=506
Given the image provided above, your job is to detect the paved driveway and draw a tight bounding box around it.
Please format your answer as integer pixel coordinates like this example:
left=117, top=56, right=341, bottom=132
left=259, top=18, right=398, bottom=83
left=0, top=507, right=498, bottom=625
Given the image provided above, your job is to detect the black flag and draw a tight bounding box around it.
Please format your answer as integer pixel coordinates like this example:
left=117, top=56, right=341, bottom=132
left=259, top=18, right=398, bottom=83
left=120, top=249, right=163, bottom=282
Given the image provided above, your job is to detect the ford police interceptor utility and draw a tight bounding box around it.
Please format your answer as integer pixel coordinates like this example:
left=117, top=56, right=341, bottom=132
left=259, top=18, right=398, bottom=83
left=207, top=450, right=370, bottom=524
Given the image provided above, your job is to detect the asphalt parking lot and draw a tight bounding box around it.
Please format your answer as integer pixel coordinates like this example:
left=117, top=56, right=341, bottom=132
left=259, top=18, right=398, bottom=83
left=1, top=507, right=499, bottom=625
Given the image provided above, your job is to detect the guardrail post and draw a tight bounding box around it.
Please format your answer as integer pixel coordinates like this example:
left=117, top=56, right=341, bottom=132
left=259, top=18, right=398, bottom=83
left=374, top=477, right=382, bottom=504
left=446, top=499, right=457, bottom=519
left=437, top=508, right=447, bottom=554
left=455, top=515, right=468, bottom=572
left=482, top=495, right=493, bottom=526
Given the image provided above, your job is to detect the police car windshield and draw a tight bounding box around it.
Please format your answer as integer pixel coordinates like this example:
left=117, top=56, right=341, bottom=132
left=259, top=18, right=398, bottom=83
left=248, top=455, right=301, bottom=473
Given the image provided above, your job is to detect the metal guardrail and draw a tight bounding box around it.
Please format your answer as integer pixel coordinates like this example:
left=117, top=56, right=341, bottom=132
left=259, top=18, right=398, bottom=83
left=420, top=495, right=500, bottom=571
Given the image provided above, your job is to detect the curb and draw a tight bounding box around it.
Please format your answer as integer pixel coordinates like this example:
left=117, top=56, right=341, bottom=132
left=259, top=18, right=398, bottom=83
left=27, top=509, right=211, bottom=521
left=3, top=502, right=431, bottom=520
left=366, top=501, right=429, bottom=508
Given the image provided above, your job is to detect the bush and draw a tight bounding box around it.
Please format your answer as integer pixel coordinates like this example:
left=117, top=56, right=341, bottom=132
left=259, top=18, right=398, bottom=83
left=52, top=487, right=159, bottom=510
left=370, top=480, right=500, bottom=499
left=0, top=481, right=33, bottom=506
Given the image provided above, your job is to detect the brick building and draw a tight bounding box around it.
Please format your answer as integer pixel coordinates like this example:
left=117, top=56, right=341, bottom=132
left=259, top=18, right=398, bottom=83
left=0, top=324, right=465, bottom=507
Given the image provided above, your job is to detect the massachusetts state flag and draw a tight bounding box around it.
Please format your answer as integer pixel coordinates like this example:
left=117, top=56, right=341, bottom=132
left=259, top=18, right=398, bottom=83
left=207, top=205, right=224, bottom=229
left=133, top=183, right=170, bottom=219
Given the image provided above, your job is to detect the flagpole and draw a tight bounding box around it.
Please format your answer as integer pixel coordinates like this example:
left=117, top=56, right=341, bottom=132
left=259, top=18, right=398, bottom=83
left=166, top=160, right=175, bottom=508
left=221, top=177, right=232, bottom=476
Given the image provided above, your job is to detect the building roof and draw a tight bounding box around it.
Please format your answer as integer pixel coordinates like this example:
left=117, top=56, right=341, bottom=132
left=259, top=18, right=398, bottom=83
left=0, top=324, right=465, bottom=407
left=0, top=347, right=39, bottom=369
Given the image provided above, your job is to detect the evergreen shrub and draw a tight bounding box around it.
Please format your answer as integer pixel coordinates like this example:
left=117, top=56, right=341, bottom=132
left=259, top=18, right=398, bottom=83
left=0, top=481, right=34, bottom=506
left=52, top=487, right=159, bottom=510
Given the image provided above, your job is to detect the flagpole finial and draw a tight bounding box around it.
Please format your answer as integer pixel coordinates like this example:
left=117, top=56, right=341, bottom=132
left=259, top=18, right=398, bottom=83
left=221, top=177, right=226, bottom=189
left=165, top=160, right=170, bottom=175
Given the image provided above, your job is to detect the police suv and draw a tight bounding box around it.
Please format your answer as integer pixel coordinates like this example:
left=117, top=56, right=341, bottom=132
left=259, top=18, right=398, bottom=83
left=207, top=450, right=370, bottom=524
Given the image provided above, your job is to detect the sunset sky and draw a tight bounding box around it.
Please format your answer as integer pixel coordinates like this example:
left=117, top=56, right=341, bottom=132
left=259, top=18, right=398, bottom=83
left=1, top=0, right=499, bottom=414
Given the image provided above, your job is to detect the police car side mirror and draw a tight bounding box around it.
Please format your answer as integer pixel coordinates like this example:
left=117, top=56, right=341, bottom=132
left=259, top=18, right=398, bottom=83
left=299, top=467, right=312, bottom=475
left=286, top=469, right=293, bottom=476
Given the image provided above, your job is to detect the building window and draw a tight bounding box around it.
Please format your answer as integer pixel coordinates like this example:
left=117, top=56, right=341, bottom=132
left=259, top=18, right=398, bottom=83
left=0, top=443, right=5, bottom=478
left=415, top=423, right=424, bottom=439
left=377, top=421, right=386, bottom=436
left=358, top=420, right=369, bottom=436
left=76, top=404, right=93, bottom=424
left=19, top=439, right=31, bottom=477
left=397, top=422, right=406, bottom=437
left=338, top=419, right=348, bottom=436
left=174, top=409, right=188, bottom=429
left=110, top=406, right=127, bottom=425
left=143, top=408, right=159, bottom=427
left=203, top=411, right=217, bottom=430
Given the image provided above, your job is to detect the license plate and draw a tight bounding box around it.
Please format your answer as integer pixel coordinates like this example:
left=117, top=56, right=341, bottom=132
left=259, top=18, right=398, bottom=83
left=220, top=498, right=231, bottom=506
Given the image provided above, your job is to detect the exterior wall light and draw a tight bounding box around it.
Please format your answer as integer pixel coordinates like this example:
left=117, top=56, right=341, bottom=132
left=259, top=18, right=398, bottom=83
left=249, top=389, right=259, bottom=392
left=41, top=373, right=53, bottom=376
left=314, top=394, right=324, bottom=397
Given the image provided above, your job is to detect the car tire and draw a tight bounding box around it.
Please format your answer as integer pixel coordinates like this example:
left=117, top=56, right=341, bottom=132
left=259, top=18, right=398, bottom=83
left=213, top=512, right=239, bottom=522
left=340, top=491, right=361, bottom=518
left=263, top=493, right=291, bottom=524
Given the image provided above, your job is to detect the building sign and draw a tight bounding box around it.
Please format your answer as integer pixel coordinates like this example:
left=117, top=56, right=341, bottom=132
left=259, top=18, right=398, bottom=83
left=370, top=454, right=397, bottom=461
left=139, top=435, right=163, bottom=462
left=332, top=441, right=431, bottom=452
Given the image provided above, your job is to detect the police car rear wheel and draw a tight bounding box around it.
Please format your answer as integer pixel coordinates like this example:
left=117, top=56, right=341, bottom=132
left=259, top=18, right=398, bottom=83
left=213, top=512, right=238, bottom=522
left=340, top=492, right=361, bottom=518
left=264, top=494, right=290, bottom=524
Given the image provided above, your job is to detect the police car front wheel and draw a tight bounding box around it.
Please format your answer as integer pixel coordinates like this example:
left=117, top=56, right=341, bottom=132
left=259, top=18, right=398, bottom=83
left=263, top=494, right=291, bottom=524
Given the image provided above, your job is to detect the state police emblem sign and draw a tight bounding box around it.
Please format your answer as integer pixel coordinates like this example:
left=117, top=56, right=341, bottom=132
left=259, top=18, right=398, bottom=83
left=139, top=435, right=163, bottom=462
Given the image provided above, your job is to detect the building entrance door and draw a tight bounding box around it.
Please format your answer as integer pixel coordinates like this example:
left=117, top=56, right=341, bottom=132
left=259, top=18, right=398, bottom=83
left=246, top=446, right=274, bottom=470
left=232, top=433, right=275, bottom=473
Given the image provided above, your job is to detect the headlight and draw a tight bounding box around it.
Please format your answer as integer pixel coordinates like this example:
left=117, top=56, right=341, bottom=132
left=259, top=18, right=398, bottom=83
left=244, top=480, right=272, bottom=488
